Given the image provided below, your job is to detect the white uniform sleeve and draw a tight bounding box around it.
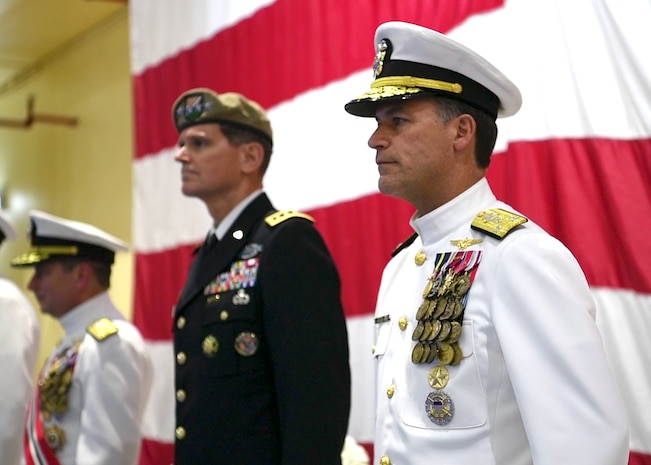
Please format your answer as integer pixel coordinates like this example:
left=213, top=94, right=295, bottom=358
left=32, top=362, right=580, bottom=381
left=492, top=232, right=629, bottom=465
left=74, top=322, right=153, bottom=465
left=0, top=280, right=40, bottom=465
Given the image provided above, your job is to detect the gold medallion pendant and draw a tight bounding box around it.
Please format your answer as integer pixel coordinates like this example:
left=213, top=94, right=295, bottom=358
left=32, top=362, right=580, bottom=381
left=44, top=424, right=67, bottom=451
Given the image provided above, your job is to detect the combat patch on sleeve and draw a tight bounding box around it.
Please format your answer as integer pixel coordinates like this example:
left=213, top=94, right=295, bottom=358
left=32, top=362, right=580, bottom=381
left=265, top=210, right=315, bottom=227
left=87, top=318, right=119, bottom=342
left=471, top=208, right=528, bottom=240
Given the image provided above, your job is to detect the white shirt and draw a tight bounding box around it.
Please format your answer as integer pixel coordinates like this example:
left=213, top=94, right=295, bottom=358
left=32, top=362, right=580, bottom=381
left=36, top=292, right=152, bottom=465
left=0, top=276, right=40, bottom=465
left=373, top=178, right=629, bottom=465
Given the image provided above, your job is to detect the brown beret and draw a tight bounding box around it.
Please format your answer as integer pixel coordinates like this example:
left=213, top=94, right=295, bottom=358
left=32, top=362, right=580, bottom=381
left=172, top=88, right=273, bottom=145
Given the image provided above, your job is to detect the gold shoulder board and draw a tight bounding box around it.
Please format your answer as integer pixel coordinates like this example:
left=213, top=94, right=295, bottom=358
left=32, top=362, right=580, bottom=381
left=471, top=208, right=528, bottom=239
left=265, top=210, right=315, bottom=227
left=87, top=318, right=119, bottom=342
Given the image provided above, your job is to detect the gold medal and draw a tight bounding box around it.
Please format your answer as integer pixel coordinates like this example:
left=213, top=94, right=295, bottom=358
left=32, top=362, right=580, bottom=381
left=453, top=272, right=471, bottom=296
left=439, top=297, right=455, bottom=320
left=425, top=343, right=438, bottom=363
left=411, top=342, right=425, bottom=364
left=44, top=425, right=67, bottom=451
left=411, top=321, right=425, bottom=341
left=438, top=342, right=454, bottom=365
left=419, top=342, right=431, bottom=363
left=450, top=343, right=463, bottom=366
left=431, top=298, right=446, bottom=320
left=420, top=321, right=433, bottom=341
left=416, top=299, right=431, bottom=321
left=427, top=319, right=442, bottom=341
left=422, top=278, right=434, bottom=299
left=450, top=298, right=464, bottom=320
left=447, top=321, right=462, bottom=343
left=428, top=365, right=450, bottom=389
left=436, top=320, right=451, bottom=342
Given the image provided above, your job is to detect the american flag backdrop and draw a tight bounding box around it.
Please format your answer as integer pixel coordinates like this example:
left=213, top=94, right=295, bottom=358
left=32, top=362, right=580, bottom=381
left=129, top=0, right=651, bottom=463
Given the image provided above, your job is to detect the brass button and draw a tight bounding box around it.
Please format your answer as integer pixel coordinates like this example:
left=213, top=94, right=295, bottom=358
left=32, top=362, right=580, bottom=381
left=175, top=426, right=186, bottom=440
left=380, top=455, right=391, bottom=465
left=176, top=389, right=186, bottom=402
left=220, top=310, right=229, bottom=321
left=386, top=384, right=395, bottom=399
left=398, top=316, right=408, bottom=331
left=176, top=316, right=186, bottom=329
left=371, top=345, right=376, bottom=354
left=414, top=250, right=426, bottom=266
left=176, top=352, right=187, bottom=365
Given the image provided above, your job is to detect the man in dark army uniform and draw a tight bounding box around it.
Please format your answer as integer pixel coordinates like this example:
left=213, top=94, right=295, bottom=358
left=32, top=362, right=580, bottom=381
left=171, top=88, right=351, bottom=464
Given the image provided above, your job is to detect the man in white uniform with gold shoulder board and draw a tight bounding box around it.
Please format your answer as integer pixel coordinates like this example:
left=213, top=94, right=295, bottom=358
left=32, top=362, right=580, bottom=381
left=344, top=21, right=629, bottom=465
left=12, top=210, right=152, bottom=465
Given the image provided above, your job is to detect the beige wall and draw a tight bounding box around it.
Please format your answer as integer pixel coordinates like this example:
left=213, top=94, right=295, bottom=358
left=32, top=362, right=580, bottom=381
left=0, top=11, right=133, bottom=372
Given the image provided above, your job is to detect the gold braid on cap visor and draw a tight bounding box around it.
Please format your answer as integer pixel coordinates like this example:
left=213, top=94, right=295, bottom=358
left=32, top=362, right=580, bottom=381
left=354, top=76, right=463, bottom=101
left=375, top=76, right=463, bottom=93
left=11, top=245, right=79, bottom=266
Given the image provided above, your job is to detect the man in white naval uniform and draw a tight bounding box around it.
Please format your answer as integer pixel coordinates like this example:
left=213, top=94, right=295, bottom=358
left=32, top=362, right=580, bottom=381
left=11, top=210, right=152, bottom=465
left=344, top=21, right=629, bottom=465
left=0, top=210, right=40, bottom=465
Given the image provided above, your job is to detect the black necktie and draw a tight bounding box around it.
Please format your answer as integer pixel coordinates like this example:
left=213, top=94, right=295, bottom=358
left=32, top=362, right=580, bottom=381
left=204, top=231, right=217, bottom=252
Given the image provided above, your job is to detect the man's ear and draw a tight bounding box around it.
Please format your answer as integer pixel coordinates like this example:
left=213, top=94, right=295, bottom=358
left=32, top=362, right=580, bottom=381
left=73, top=261, right=92, bottom=289
left=239, top=141, right=265, bottom=174
left=452, top=114, right=476, bottom=152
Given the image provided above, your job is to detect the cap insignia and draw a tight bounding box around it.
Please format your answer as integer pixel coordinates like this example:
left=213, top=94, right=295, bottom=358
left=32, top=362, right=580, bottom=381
left=373, top=39, right=389, bottom=78
left=176, top=94, right=215, bottom=123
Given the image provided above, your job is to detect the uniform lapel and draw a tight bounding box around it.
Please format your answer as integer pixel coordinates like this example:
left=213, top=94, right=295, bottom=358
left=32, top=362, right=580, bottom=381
left=175, top=194, right=274, bottom=315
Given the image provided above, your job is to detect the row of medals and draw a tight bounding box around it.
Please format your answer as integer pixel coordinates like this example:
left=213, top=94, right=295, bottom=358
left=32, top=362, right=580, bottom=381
left=39, top=341, right=81, bottom=451
left=412, top=259, right=473, bottom=426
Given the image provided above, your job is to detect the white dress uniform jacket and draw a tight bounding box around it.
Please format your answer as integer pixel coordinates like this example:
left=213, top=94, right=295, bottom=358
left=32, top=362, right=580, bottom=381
left=0, top=275, right=40, bottom=465
left=373, top=178, right=629, bottom=465
left=30, top=292, right=152, bottom=465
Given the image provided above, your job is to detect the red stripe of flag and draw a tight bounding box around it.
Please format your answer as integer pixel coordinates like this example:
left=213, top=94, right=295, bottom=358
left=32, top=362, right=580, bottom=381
left=136, top=137, right=651, bottom=345
left=489, top=138, right=651, bottom=294
left=133, top=0, right=503, bottom=159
